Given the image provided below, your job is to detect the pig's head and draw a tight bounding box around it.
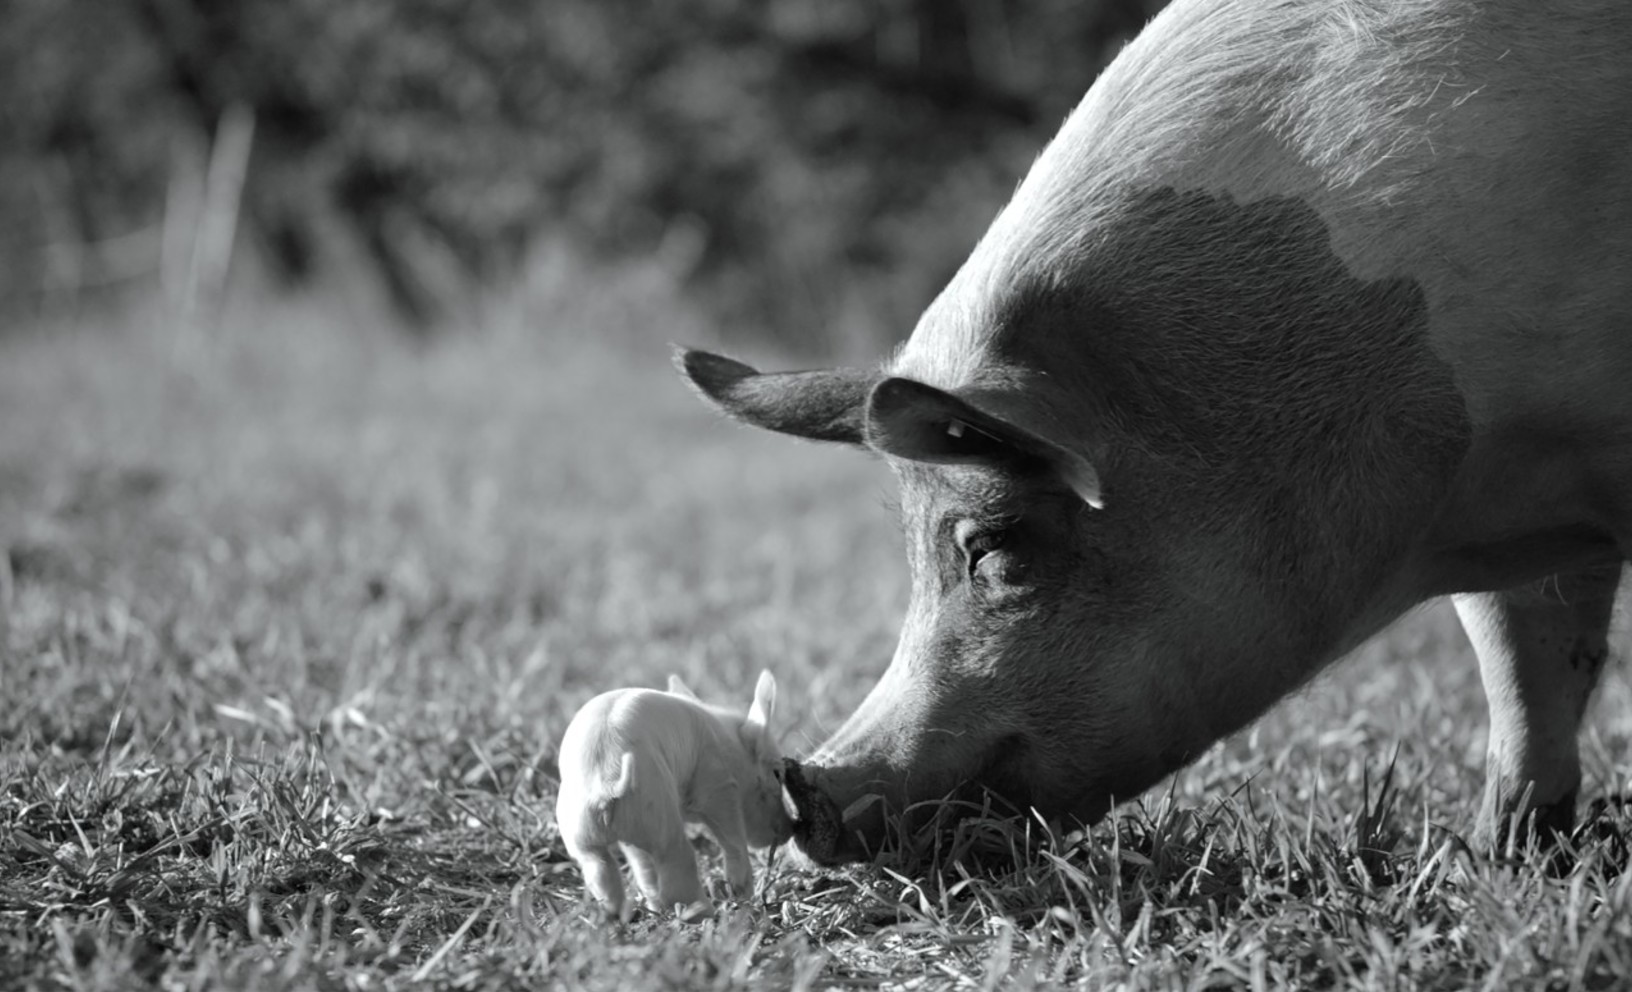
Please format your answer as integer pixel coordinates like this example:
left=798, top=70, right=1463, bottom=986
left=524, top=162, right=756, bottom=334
left=680, top=347, right=1224, bottom=863
left=735, top=669, right=794, bottom=850
left=677, top=193, right=1468, bottom=864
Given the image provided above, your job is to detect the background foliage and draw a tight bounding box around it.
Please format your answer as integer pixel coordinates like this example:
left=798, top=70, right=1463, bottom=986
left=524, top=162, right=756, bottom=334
left=0, top=0, right=1164, bottom=348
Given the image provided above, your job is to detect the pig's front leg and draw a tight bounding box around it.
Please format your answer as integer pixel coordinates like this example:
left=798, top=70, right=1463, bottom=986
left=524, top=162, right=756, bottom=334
left=695, top=786, right=754, bottom=896
left=622, top=843, right=664, bottom=910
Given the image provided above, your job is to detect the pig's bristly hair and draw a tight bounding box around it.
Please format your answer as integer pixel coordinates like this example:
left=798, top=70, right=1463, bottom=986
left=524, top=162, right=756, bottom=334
left=892, top=0, right=1476, bottom=392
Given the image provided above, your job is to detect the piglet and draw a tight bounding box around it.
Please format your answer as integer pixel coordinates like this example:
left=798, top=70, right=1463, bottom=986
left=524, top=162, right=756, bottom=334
left=555, top=670, right=791, bottom=918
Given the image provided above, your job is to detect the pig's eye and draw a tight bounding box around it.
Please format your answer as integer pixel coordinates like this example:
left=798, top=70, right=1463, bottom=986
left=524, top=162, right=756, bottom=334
left=953, top=518, right=1017, bottom=584
left=963, top=529, right=1008, bottom=577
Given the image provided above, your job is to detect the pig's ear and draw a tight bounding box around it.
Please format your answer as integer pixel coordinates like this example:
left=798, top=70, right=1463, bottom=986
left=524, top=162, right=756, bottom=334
left=666, top=674, right=700, bottom=700
left=741, top=670, right=777, bottom=756
left=675, top=347, right=877, bottom=445
left=864, top=377, right=1103, bottom=508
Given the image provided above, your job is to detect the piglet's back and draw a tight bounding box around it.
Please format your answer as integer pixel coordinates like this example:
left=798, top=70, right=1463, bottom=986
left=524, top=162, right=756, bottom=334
left=558, top=688, right=736, bottom=803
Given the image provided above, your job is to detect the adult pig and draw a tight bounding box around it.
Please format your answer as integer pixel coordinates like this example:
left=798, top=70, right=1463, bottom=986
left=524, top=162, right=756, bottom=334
left=678, top=0, right=1632, bottom=863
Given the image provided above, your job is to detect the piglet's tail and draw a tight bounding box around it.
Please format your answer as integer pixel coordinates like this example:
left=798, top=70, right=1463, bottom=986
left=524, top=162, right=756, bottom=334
left=606, top=752, right=636, bottom=801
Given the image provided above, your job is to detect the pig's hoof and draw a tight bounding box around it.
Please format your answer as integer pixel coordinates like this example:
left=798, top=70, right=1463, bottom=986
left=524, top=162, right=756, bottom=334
left=676, top=898, right=715, bottom=923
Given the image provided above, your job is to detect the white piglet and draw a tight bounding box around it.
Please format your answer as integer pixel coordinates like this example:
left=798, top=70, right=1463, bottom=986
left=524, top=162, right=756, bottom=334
left=555, top=670, right=791, bottom=918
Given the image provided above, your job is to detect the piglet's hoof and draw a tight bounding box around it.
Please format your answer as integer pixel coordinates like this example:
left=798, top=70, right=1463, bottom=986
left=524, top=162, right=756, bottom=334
left=675, top=899, right=715, bottom=923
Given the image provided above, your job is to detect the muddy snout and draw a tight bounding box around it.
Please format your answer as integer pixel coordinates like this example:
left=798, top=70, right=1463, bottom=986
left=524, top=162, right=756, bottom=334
left=779, top=757, right=882, bottom=865
left=779, top=758, right=837, bottom=850
left=780, top=758, right=847, bottom=863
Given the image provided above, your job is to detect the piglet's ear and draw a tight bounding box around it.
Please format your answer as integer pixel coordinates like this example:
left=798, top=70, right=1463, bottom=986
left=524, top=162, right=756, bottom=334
left=667, top=674, right=700, bottom=700
left=741, top=670, right=777, bottom=756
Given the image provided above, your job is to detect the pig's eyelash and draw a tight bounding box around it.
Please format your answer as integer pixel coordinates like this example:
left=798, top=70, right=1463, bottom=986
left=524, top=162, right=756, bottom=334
left=970, top=511, right=1021, bottom=533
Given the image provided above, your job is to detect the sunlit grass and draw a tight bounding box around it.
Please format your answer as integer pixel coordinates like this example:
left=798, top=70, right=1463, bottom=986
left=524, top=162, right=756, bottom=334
left=4, top=279, right=1632, bottom=989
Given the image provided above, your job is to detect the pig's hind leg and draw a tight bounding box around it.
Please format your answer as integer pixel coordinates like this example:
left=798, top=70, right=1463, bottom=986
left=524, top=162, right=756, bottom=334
left=617, top=781, right=706, bottom=914
left=625, top=837, right=706, bottom=912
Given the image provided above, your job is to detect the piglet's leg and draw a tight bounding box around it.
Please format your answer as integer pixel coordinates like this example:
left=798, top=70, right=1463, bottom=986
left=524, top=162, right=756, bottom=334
left=650, top=835, right=707, bottom=912
left=571, top=843, right=626, bottom=919
left=697, top=798, right=753, bottom=895
left=615, top=769, right=706, bottom=914
left=622, top=843, right=664, bottom=912
left=627, top=836, right=707, bottom=913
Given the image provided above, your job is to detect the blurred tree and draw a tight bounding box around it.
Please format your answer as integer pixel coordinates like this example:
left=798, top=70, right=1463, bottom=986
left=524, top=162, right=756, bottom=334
left=0, top=0, right=1165, bottom=346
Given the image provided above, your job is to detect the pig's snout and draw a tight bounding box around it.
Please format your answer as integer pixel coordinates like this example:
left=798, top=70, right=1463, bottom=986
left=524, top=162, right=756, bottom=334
left=780, top=758, right=880, bottom=865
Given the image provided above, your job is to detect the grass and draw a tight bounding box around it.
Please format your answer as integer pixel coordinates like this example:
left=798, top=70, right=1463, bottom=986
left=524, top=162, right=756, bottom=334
left=4, top=271, right=1632, bottom=990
